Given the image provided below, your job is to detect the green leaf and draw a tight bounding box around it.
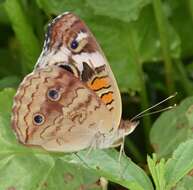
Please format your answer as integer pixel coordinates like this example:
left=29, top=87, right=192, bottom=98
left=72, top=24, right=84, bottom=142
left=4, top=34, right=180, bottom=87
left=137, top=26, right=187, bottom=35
left=0, top=88, right=153, bottom=189
left=173, top=175, right=193, bottom=190
left=166, top=0, right=193, bottom=58
left=150, top=96, right=193, bottom=158
left=147, top=154, right=166, bottom=190
left=60, top=150, right=154, bottom=190
left=165, top=139, right=193, bottom=189
left=186, top=62, right=193, bottom=82
left=0, top=3, right=9, bottom=24
left=4, top=0, right=41, bottom=72
left=126, top=5, right=181, bottom=62
left=0, top=76, right=20, bottom=89
left=0, top=48, right=21, bottom=77
left=0, top=153, right=103, bottom=190
left=36, top=0, right=86, bottom=16
left=0, top=88, right=15, bottom=113
left=86, top=0, right=151, bottom=23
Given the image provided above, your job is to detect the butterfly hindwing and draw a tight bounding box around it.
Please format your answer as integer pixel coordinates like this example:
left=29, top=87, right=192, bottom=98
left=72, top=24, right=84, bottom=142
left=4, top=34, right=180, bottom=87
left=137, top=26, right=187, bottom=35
left=12, top=66, right=114, bottom=152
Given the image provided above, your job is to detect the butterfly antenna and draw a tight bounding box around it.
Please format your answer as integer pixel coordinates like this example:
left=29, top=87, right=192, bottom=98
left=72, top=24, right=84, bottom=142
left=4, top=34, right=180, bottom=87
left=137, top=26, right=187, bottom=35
left=130, top=92, right=177, bottom=121
left=118, top=136, right=125, bottom=162
left=133, top=104, right=177, bottom=120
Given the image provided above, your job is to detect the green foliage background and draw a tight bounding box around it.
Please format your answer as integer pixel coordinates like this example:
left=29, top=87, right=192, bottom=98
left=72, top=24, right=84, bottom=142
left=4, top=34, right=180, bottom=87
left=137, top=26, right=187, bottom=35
left=1, top=0, right=193, bottom=190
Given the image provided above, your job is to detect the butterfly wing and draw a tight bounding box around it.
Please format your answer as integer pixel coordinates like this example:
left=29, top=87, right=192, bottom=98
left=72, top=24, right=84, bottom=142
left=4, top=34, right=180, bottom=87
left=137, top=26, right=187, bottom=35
left=35, top=12, right=122, bottom=131
left=12, top=66, right=114, bottom=152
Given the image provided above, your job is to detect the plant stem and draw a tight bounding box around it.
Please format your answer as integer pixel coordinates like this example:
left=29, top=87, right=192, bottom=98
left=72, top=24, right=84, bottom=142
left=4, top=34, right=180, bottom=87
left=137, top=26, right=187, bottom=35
left=174, top=59, right=193, bottom=96
left=152, top=0, right=175, bottom=96
left=125, top=138, right=145, bottom=163
left=30, top=0, right=45, bottom=43
left=188, top=0, right=193, bottom=22
left=127, top=28, right=151, bottom=152
left=4, top=0, right=40, bottom=73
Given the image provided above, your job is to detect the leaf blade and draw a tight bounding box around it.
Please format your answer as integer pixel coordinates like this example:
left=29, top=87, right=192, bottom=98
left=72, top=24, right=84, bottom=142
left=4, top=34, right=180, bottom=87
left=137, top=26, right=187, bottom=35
left=165, top=139, right=193, bottom=189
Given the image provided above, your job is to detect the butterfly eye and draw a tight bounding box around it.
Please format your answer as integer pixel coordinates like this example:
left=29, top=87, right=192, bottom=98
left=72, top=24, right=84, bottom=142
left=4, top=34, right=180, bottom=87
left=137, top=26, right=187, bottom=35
left=47, top=89, right=61, bottom=101
left=33, top=114, right=45, bottom=125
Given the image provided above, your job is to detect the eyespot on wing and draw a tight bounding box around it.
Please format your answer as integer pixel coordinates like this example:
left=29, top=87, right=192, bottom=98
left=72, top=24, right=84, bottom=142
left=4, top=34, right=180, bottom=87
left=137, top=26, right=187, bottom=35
left=11, top=66, right=113, bottom=152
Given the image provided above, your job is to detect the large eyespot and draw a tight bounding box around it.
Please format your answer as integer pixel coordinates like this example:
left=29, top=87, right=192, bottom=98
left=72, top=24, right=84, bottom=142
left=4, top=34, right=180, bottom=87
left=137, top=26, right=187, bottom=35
left=68, top=37, right=88, bottom=53
left=33, top=113, right=45, bottom=125
left=47, top=88, right=61, bottom=101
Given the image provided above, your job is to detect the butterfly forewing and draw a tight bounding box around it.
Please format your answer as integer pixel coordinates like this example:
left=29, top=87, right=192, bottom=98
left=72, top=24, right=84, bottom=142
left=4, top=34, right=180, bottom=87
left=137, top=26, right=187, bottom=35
left=35, top=12, right=122, bottom=131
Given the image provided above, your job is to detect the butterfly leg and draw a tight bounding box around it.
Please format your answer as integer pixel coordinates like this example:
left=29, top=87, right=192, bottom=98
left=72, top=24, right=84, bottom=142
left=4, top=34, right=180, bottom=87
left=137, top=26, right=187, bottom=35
left=118, top=136, right=125, bottom=162
left=86, top=141, right=95, bottom=157
left=86, top=132, right=103, bottom=157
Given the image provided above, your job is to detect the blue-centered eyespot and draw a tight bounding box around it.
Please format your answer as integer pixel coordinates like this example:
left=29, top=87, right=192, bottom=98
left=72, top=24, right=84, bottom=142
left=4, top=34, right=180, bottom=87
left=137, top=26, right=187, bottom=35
left=33, top=113, right=45, bottom=125
left=68, top=37, right=88, bottom=53
left=70, top=40, right=79, bottom=49
left=47, top=89, right=60, bottom=101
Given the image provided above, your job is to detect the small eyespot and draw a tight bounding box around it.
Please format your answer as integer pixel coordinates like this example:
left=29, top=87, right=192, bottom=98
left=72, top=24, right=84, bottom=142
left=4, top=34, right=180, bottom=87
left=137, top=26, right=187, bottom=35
left=47, top=89, right=60, bottom=101
left=70, top=40, right=79, bottom=49
left=33, top=114, right=45, bottom=125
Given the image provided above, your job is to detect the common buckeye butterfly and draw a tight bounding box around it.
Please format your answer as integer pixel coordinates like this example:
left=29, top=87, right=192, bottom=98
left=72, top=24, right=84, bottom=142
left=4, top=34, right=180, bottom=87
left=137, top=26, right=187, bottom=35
left=11, top=12, right=138, bottom=152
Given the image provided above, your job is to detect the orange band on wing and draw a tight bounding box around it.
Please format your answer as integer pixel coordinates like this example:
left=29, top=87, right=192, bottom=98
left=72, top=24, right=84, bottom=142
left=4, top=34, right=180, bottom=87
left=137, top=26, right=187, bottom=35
left=88, top=76, right=110, bottom=91
left=101, top=91, right=114, bottom=105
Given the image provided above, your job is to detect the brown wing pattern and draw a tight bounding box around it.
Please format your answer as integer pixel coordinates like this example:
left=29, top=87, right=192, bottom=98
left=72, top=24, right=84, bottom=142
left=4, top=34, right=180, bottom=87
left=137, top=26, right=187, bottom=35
left=12, top=66, right=113, bottom=152
left=35, top=12, right=122, bottom=131
left=12, top=12, right=138, bottom=152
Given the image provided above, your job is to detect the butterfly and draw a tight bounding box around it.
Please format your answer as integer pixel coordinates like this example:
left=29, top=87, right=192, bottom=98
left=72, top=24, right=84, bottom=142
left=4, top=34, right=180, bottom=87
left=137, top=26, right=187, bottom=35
left=11, top=12, right=138, bottom=152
